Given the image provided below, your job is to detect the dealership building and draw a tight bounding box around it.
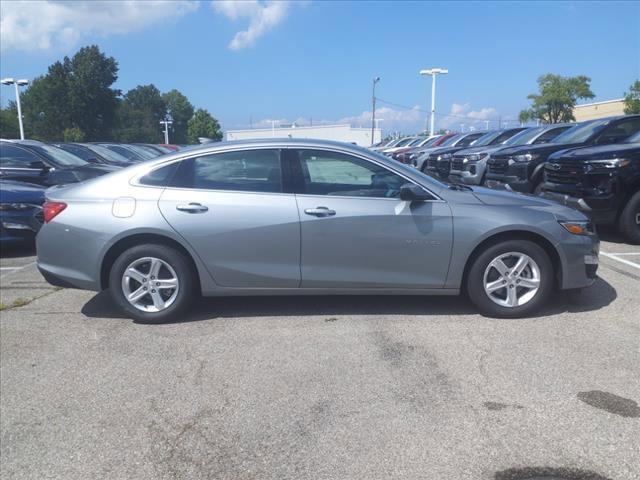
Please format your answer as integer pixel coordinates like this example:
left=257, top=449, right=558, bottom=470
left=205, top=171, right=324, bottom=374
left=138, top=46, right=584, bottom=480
left=572, top=98, right=625, bottom=121
left=225, top=123, right=382, bottom=147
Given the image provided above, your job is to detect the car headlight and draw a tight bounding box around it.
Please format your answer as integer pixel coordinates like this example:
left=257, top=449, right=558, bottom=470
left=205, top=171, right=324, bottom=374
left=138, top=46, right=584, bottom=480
left=437, top=153, right=452, bottom=161
left=467, top=153, right=488, bottom=162
left=585, top=158, right=630, bottom=169
left=0, top=203, right=34, bottom=211
left=559, top=220, right=595, bottom=235
left=513, top=153, right=539, bottom=162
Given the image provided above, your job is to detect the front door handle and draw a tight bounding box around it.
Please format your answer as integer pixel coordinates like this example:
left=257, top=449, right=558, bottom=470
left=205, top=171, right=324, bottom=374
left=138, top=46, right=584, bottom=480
left=176, top=202, right=208, bottom=213
left=304, top=206, right=336, bottom=217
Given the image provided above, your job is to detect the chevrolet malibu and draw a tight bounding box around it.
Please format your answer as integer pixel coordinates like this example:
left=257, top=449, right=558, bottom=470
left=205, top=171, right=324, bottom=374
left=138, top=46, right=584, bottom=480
left=37, top=139, right=599, bottom=322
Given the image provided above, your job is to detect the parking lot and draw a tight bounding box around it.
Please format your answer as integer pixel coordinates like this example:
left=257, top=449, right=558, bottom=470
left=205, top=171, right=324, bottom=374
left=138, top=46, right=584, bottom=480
left=1, top=230, right=639, bottom=480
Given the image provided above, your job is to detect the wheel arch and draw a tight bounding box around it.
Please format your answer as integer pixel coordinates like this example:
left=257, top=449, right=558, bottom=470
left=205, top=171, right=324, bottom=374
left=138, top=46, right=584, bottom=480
left=461, top=229, right=563, bottom=292
left=100, top=232, right=203, bottom=292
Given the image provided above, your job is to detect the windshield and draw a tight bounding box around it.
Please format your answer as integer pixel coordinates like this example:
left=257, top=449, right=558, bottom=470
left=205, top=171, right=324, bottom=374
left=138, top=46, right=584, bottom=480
left=504, top=127, right=543, bottom=146
left=420, top=136, right=440, bottom=147
left=440, top=134, right=461, bottom=146
left=408, top=137, right=427, bottom=147
left=85, top=144, right=132, bottom=164
left=394, top=137, right=415, bottom=147
left=471, top=131, right=501, bottom=147
left=102, top=144, right=145, bottom=161
left=31, top=144, right=87, bottom=167
left=552, top=119, right=608, bottom=144
left=126, top=145, right=157, bottom=160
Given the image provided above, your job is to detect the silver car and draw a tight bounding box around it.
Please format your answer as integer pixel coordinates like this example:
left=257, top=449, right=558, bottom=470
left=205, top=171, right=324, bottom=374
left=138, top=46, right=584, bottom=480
left=37, top=139, right=599, bottom=322
left=449, top=124, right=574, bottom=186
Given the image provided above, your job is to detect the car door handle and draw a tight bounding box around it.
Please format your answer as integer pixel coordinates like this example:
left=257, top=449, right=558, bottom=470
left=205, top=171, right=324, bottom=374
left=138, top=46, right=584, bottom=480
left=176, top=203, right=208, bottom=213
left=304, top=207, right=336, bottom=217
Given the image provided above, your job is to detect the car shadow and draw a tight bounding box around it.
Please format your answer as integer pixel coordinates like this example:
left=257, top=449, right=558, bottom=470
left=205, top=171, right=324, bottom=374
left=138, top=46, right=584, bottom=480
left=0, top=241, right=36, bottom=258
left=81, top=276, right=617, bottom=324
left=597, top=226, right=636, bottom=245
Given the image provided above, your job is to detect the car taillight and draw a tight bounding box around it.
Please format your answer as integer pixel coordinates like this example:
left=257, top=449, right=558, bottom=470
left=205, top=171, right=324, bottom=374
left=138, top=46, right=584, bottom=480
left=43, top=201, right=67, bottom=223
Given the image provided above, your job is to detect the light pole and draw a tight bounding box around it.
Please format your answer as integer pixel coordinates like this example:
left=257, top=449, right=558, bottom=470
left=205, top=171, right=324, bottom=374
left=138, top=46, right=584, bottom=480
left=484, top=120, right=490, bottom=130
left=1, top=77, right=29, bottom=140
left=159, top=117, right=173, bottom=144
left=371, top=77, right=380, bottom=146
left=419, top=67, right=448, bottom=136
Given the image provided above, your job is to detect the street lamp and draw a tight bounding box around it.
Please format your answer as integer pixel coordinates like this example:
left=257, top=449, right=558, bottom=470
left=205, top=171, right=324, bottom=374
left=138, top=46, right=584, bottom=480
left=1, top=77, right=29, bottom=140
left=159, top=116, right=173, bottom=144
left=371, top=77, right=380, bottom=146
left=419, top=67, right=448, bottom=136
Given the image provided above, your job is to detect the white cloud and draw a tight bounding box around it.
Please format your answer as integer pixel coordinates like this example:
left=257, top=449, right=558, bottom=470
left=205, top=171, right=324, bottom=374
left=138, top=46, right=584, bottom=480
left=0, top=1, right=199, bottom=53
left=439, top=102, right=499, bottom=130
left=212, top=0, right=291, bottom=50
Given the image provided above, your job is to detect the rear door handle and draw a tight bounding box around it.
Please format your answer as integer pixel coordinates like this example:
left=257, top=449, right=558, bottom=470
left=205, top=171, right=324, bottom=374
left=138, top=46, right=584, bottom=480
left=176, top=202, right=208, bottom=213
left=304, top=207, right=336, bottom=217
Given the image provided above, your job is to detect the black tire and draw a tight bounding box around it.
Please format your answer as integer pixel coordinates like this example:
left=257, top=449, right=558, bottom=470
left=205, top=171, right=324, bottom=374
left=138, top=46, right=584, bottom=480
left=109, top=243, right=196, bottom=323
left=465, top=239, right=553, bottom=318
left=618, top=191, right=640, bottom=244
left=533, top=182, right=544, bottom=195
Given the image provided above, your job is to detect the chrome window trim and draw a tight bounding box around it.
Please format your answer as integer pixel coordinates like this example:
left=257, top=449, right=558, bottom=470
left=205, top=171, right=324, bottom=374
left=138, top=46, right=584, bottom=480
left=131, top=144, right=445, bottom=202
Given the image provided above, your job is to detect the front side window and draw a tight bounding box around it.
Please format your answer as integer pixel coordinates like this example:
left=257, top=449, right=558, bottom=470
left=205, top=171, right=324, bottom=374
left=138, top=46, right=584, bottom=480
left=294, top=149, right=406, bottom=198
left=0, top=144, right=40, bottom=168
left=171, top=149, right=282, bottom=193
left=534, top=126, right=572, bottom=144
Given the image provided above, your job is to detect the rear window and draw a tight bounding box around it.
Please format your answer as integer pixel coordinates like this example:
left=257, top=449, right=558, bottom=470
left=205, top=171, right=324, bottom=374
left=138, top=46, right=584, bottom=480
left=139, top=163, right=179, bottom=187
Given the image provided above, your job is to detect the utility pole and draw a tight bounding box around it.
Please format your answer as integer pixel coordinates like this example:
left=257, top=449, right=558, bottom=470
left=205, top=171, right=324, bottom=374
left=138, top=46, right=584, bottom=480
left=460, top=123, right=465, bottom=133
left=159, top=117, right=173, bottom=144
left=1, top=78, right=29, bottom=140
left=371, top=77, right=380, bottom=146
left=419, top=68, right=448, bottom=136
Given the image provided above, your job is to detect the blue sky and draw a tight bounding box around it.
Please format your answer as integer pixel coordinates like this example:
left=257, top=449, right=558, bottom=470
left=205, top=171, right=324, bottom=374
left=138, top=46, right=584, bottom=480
left=1, top=1, right=638, bottom=134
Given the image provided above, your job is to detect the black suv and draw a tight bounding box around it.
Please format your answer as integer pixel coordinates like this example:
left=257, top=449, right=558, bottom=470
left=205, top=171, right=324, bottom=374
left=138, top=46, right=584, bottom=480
left=541, top=130, right=640, bottom=243
left=485, top=115, right=640, bottom=193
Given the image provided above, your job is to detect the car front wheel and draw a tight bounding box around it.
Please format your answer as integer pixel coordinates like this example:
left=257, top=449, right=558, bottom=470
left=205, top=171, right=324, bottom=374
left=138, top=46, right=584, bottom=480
left=109, top=243, right=196, bottom=322
left=466, top=240, right=553, bottom=318
left=618, top=190, right=640, bottom=244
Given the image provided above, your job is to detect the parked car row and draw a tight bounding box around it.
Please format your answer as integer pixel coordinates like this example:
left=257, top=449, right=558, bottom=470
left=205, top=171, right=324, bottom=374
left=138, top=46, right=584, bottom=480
left=377, top=115, right=640, bottom=242
left=0, top=139, right=180, bottom=244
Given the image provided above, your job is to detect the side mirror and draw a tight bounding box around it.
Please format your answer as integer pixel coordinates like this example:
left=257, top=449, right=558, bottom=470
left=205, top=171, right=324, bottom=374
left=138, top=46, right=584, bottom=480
left=399, top=183, right=433, bottom=202
left=29, top=160, right=49, bottom=171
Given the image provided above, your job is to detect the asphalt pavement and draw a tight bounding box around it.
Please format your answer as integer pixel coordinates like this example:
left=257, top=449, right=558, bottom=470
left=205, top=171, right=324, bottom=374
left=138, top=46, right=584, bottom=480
left=1, top=230, right=638, bottom=480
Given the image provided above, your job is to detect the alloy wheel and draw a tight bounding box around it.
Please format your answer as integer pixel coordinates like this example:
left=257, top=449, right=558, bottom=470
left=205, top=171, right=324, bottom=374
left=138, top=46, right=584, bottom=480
left=121, top=257, right=179, bottom=313
left=483, top=252, right=541, bottom=308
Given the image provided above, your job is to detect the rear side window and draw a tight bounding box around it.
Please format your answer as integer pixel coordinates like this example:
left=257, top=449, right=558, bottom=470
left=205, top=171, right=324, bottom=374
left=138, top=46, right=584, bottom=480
left=170, top=149, right=282, bottom=193
left=139, top=163, right=179, bottom=187
left=0, top=144, right=40, bottom=168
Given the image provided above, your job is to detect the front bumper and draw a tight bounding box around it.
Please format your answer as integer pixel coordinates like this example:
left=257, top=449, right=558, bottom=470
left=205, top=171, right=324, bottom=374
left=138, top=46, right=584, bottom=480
left=559, top=233, right=600, bottom=289
left=540, top=190, right=617, bottom=225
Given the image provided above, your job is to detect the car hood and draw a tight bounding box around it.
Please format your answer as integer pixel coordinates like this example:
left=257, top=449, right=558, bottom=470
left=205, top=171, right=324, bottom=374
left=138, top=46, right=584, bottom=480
left=455, top=144, right=505, bottom=156
left=0, top=180, right=46, bottom=204
left=470, top=186, right=585, bottom=220
left=493, top=141, right=584, bottom=158
left=551, top=142, right=640, bottom=161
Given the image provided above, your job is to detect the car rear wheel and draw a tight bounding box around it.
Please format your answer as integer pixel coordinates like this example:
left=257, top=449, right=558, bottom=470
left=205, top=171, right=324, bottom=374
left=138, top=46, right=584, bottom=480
left=618, top=190, right=640, bottom=244
left=109, top=243, right=196, bottom=322
left=466, top=240, right=553, bottom=318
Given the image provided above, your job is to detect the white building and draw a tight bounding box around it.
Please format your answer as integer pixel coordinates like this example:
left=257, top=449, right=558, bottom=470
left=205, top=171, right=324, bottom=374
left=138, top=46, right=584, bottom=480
left=226, top=123, right=381, bottom=147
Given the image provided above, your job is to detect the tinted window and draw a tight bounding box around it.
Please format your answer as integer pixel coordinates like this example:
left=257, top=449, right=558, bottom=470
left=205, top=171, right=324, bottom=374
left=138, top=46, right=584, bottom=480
left=0, top=144, right=40, bottom=168
left=553, top=119, right=608, bottom=144
left=492, top=128, right=526, bottom=144
left=596, top=118, right=640, bottom=144
left=456, top=132, right=485, bottom=147
left=171, top=149, right=282, bottom=193
left=139, top=163, right=179, bottom=187
left=57, top=144, right=95, bottom=161
left=295, top=149, right=406, bottom=198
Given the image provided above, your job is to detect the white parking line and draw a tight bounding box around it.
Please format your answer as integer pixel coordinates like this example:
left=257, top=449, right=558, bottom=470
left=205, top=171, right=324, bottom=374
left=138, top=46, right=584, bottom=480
left=603, top=252, right=640, bottom=256
left=0, top=262, right=36, bottom=278
left=600, top=251, right=640, bottom=269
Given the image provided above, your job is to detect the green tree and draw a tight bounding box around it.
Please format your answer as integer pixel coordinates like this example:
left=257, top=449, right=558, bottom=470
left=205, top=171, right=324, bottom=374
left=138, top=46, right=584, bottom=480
left=162, top=89, right=194, bottom=144
left=115, top=84, right=166, bottom=143
left=187, top=108, right=222, bottom=144
left=519, top=73, right=595, bottom=124
left=0, top=102, right=20, bottom=139
left=623, top=80, right=640, bottom=114
left=63, top=127, right=86, bottom=142
left=19, top=45, right=119, bottom=141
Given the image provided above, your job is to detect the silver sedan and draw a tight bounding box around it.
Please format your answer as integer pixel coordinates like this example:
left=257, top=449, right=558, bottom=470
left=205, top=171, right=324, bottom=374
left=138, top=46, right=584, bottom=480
left=37, top=139, right=599, bottom=322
